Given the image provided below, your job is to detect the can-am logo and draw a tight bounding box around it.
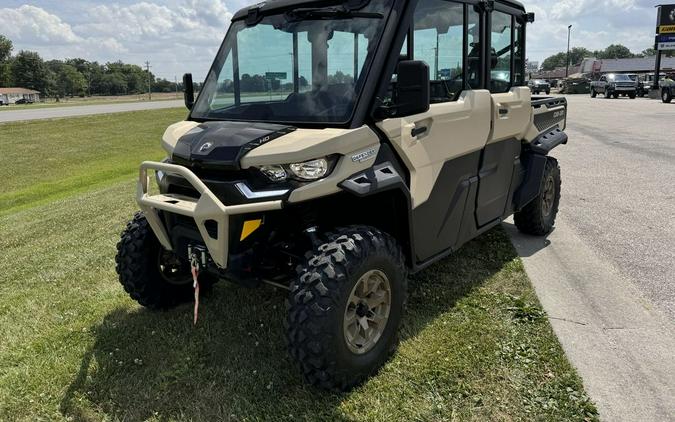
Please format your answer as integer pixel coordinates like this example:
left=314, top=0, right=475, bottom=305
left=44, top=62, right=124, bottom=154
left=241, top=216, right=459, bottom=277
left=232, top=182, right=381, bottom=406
left=199, top=142, right=213, bottom=152
left=352, top=148, right=377, bottom=162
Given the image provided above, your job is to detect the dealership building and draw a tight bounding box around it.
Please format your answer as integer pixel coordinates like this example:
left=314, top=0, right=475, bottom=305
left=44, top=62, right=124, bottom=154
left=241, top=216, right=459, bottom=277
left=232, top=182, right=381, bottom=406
left=532, top=56, right=675, bottom=80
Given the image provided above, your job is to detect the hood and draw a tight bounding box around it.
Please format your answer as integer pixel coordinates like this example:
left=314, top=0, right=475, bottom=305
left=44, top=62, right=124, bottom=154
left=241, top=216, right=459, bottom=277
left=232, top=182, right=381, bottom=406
left=171, top=121, right=296, bottom=170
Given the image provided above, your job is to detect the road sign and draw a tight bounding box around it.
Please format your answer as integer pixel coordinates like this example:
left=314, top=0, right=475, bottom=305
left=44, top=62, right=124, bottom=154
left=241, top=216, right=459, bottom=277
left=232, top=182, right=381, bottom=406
left=657, top=5, right=675, bottom=34
left=265, top=72, right=287, bottom=80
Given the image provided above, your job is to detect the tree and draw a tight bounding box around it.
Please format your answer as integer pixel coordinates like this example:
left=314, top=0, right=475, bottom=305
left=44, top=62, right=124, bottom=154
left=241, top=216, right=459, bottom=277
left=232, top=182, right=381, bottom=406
left=594, top=44, right=635, bottom=59
left=0, top=35, right=12, bottom=63
left=641, top=48, right=657, bottom=57
left=540, top=47, right=592, bottom=71
left=0, top=35, right=13, bottom=87
left=10, top=51, right=50, bottom=93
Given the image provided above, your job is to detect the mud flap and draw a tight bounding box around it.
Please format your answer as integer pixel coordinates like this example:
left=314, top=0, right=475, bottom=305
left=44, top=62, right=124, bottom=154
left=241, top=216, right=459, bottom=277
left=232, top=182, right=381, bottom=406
left=512, top=152, right=547, bottom=211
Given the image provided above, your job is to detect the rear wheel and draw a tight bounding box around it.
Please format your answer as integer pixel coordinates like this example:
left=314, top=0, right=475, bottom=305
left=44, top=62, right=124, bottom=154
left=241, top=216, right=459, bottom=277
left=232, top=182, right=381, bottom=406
left=286, top=226, right=407, bottom=391
left=612, top=92, right=619, bottom=99
left=663, top=88, right=673, bottom=103
left=629, top=92, right=636, bottom=99
left=115, top=212, right=215, bottom=309
left=604, top=89, right=612, bottom=98
left=514, top=157, right=561, bottom=236
left=545, top=89, right=551, bottom=95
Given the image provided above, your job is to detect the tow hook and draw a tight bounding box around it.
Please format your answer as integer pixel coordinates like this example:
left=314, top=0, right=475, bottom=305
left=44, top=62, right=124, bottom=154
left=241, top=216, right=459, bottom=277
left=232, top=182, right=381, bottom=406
left=188, top=245, right=208, bottom=325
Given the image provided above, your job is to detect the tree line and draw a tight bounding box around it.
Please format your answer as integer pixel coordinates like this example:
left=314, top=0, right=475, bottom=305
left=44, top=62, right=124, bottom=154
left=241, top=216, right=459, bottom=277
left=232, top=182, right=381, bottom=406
left=0, top=35, right=181, bottom=98
left=539, top=44, right=673, bottom=71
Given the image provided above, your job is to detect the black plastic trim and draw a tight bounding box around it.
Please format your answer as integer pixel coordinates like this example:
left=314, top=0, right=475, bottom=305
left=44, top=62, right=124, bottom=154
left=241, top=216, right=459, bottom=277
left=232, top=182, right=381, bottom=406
left=529, top=128, right=568, bottom=155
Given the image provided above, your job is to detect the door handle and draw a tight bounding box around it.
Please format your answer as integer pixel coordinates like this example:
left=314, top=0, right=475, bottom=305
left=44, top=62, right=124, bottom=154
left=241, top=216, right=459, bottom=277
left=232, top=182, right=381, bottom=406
left=411, top=126, right=427, bottom=137
left=498, top=108, right=508, bottom=115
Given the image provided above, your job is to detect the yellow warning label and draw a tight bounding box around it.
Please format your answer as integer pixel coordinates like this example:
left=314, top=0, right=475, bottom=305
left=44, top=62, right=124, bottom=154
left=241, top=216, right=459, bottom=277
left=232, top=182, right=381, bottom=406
left=659, top=25, right=675, bottom=33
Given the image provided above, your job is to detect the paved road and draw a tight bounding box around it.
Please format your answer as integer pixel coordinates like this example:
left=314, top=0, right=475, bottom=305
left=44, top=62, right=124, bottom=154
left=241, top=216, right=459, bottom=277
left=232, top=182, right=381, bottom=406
left=0, top=100, right=184, bottom=123
left=506, top=94, right=675, bottom=421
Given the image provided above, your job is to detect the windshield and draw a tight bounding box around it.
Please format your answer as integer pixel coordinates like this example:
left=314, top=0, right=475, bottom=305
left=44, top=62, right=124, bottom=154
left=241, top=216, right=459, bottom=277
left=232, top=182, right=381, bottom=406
left=609, top=74, right=631, bottom=81
left=191, top=0, right=393, bottom=124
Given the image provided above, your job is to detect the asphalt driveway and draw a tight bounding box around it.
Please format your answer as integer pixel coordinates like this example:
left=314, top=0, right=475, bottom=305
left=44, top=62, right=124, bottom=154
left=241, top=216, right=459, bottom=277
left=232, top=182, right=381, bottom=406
left=506, top=94, right=675, bottom=421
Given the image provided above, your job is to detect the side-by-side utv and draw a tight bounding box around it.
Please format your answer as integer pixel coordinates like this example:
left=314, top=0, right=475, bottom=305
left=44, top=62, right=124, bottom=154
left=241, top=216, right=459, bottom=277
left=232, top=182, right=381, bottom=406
left=115, top=0, right=567, bottom=390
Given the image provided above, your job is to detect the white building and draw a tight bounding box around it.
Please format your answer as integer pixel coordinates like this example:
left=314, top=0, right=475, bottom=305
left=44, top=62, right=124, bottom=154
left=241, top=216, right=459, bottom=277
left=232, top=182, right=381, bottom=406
left=0, top=88, right=41, bottom=105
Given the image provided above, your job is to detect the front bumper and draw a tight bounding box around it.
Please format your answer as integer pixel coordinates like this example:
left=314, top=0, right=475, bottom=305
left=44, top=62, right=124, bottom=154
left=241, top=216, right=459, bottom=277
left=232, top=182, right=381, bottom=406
left=136, top=161, right=283, bottom=268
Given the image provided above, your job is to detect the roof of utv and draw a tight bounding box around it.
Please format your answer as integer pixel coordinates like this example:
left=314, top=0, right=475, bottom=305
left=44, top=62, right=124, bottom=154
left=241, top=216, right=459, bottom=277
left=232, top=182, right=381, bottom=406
left=232, top=0, right=525, bottom=21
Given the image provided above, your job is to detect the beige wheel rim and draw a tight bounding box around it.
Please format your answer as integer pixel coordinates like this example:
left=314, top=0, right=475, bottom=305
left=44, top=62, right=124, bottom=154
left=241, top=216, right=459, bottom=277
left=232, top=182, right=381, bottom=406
left=343, top=269, right=392, bottom=355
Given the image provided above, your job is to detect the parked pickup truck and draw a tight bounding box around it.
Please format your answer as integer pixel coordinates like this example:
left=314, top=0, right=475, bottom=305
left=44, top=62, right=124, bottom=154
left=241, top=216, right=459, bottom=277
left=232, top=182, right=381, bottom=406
left=528, top=79, right=551, bottom=95
left=590, top=73, right=637, bottom=99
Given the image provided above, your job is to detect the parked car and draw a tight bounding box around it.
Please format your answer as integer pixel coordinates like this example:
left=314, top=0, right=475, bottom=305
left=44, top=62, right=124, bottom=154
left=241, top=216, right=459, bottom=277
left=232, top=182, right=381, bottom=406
left=590, top=74, right=637, bottom=99
left=15, top=98, right=34, bottom=104
left=642, top=73, right=666, bottom=96
left=625, top=74, right=647, bottom=97
left=528, top=79, right=551, bottom=95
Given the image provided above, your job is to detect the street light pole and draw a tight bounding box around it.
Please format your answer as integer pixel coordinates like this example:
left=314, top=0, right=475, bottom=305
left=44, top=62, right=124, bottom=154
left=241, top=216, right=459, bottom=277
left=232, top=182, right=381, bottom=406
left=566, top=24, right=572, bottom=78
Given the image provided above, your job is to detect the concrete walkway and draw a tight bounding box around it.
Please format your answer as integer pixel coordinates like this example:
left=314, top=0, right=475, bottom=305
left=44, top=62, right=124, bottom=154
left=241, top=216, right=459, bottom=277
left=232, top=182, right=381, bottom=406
left=504, top=216, right=675, bottom=421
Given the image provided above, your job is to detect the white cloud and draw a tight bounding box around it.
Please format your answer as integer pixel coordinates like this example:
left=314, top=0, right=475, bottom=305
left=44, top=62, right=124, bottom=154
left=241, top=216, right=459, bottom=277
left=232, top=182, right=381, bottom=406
left=0, top=0, right=663, bottom=78
left=527, top=0, right=658, bottom=63
left=0, top=5, right=81, bottom=44
left=1, top=1, right=233, bottom=80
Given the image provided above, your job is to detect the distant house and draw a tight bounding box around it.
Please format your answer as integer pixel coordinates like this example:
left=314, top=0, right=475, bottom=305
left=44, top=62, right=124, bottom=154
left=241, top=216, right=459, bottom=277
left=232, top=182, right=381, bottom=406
left=0, top=88, right=41, bottom=105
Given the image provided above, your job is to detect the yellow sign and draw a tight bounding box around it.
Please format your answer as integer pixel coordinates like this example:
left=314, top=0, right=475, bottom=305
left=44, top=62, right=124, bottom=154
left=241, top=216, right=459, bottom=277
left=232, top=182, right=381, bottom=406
left=660, top=25, right=675, bottom=34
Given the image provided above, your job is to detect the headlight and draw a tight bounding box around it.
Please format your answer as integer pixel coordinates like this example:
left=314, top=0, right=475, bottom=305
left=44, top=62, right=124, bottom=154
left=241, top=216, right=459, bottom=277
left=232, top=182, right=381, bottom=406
left=258, top=157, right=334, bottom=182
left=259, top=165, right=287, bottom=182
left=289, top=158, right=329, bottom=180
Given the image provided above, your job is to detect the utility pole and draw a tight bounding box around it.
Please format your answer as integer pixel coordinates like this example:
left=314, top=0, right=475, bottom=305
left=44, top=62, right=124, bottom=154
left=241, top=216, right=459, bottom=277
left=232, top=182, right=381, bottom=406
left=175, top=75, right=178, bottom=99
left=565, top=25, right=572, bottom=78
left=145, top=61, right=152, bottom=101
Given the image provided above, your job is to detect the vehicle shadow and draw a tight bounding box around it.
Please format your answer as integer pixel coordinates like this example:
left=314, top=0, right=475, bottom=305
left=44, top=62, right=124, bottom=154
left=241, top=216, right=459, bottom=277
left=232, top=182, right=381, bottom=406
left=60, top=228, right=518, bottom=421
left=501, top=221, right=553, bottom=258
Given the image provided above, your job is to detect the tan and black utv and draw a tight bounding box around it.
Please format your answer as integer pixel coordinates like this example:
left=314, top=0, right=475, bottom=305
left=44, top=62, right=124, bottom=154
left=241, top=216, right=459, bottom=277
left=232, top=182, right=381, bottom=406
left=116, top=0, right=567, bottom=390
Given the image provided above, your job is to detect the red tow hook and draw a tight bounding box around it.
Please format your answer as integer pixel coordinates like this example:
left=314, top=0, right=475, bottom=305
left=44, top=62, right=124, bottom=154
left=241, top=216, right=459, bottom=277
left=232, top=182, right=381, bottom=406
left=188, top=246, right=206, bottom=325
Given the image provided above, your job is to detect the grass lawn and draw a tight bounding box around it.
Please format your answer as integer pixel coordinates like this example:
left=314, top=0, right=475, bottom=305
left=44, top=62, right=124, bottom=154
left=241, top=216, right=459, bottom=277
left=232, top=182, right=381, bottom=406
left=0, top=110, right=598, bottom=421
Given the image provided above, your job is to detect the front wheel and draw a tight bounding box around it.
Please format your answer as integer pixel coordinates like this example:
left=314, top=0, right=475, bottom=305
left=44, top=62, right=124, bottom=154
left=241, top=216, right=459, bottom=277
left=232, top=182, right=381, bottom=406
left=604, top=89, right=612, bottom=98
left=286, top=226, right=407, bottom=391
left=115, top=212, right=215, bottom=309
left=590, top=88, right=597, bottom=98
left=514, top=157, right=561, bottom=236
left=663, top=89, right=673, bottom=103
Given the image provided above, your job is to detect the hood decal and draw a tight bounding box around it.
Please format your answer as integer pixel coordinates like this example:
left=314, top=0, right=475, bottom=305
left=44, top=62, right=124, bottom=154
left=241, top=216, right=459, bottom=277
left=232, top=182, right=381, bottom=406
left=171, top=121, right=296, bottom=170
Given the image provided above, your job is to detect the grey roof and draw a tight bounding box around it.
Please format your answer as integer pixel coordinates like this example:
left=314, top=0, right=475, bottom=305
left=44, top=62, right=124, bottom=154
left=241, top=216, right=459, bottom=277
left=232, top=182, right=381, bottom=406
left=599, top=56, right=675, bottom=73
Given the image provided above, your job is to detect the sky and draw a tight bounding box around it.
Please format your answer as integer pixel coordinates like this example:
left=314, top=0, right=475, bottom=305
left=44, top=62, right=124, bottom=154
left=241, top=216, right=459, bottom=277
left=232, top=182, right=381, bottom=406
left=0, top=0, right=662, bottom=81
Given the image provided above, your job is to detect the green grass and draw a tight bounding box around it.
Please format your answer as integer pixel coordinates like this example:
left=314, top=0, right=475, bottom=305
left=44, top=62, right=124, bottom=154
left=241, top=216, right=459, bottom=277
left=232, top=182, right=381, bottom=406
left=0, top=108, right=187, bottom=215
left=0, top=110, right=598, bottom=421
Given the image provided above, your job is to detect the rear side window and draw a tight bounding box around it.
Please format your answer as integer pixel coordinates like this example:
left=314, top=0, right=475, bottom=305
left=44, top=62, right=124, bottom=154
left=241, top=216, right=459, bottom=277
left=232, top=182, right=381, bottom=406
left=413, top=0, right=465, bottom=103
left=490, top=10, right=512, bottom=93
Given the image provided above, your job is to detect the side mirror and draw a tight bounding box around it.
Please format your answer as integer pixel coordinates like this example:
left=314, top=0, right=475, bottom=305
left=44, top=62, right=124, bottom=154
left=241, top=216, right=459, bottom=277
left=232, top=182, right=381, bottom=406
left=183, top=73, right=194, bottom=110
left=395, top=60, right=430, bottom=116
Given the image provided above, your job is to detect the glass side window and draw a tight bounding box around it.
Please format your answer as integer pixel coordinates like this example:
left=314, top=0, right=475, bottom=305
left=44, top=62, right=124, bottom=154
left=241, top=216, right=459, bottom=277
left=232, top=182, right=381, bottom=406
left=413, top=0, right=465, bottom=103
left=490, top=10, right=513, bottom=93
